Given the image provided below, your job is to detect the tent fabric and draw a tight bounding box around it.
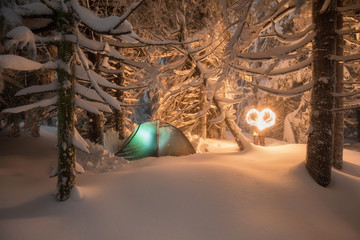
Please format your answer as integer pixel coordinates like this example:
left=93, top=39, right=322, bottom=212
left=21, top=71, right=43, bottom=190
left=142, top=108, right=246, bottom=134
left=116, top=121, right=196, bottom=160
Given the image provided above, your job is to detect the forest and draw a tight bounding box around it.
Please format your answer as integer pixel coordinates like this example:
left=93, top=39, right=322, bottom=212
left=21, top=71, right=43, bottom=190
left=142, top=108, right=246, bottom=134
left=0, top=0, right=360, bottom=202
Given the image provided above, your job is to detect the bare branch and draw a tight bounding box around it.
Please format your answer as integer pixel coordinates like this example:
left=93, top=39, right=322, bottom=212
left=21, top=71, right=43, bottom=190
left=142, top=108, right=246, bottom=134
left=338, top=3, right=360, bottom=12
left=113, top=0, right=146, bottom=29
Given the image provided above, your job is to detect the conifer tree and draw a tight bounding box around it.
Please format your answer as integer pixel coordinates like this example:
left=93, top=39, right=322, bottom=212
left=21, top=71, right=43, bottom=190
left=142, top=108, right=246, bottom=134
left=306, top=0, right=336, bottom=187
left=0, top=0, right=147, bottom=201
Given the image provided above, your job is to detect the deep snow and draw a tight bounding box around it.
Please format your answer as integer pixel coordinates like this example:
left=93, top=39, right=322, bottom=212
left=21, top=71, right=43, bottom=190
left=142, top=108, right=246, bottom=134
left=0, top=127, right=359, bottom=240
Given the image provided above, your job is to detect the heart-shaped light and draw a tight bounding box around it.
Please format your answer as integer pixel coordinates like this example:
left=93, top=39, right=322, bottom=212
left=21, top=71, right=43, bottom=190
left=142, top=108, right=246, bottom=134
left=246, top=108, right=276, bottom=131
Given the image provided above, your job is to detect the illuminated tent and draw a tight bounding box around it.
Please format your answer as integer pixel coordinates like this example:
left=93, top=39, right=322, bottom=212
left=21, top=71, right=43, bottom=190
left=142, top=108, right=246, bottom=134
left=116, top=121, right=196, bottom=160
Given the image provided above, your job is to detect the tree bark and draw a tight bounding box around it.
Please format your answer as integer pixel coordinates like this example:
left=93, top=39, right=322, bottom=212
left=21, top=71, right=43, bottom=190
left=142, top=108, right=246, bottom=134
left=358, top=109, right=360, bottom=142
left=9, top=114, right=21, bottom=137
left=114, top=72, right=125, bottom=140
left=306, top=0, right=336, bottom=187
left=198, top=81, right=207, bottom=139
left=333, top=0, right=344, bottom=170
left=56, top=6, right=76, bottom=201
left=88, top=112, right=103, bottom=144
left=87, top=53, right=103, bottom=144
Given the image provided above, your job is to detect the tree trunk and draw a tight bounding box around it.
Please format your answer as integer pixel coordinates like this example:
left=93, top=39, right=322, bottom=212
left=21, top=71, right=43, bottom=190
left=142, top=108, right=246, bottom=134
left=56, top=6, right=76, bottom=201
left=213, top=98, right=249, bottom=151
left=88, top=112, right=103, bottom=144
left=9, top=114, right=21, bottom=137
left=358, top=109, right=360, bottom=142
left=306, top=0, right=336, bottom=187
left=198, top=81, right=207, bottom=139
left=333, top=0, right=344, bottom=170
left=88, top=53, right=103, bottom=144
left=114, top=73, right=125, bottom=140
left=178, top=2, right=207, bottom=139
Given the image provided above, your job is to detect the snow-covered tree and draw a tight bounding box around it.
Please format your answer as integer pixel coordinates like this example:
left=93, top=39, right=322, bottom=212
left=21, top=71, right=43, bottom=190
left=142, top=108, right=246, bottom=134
left=219, top=0, right=315, bottom=150
left=221, top=0, right=360, bottom=186
left=305, top=0, right=337, bottom=187
left=127, top=0, right=229, bottom=143
left=332, top=0, right=360, bottom=168
left=0, top=0, right=148, bottom=201
left=147, top=0, right=212, bottom=137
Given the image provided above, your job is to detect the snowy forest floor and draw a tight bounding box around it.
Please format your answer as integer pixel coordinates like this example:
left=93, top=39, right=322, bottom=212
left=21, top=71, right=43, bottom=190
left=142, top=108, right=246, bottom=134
left=0, top=126, right=360, bottom=240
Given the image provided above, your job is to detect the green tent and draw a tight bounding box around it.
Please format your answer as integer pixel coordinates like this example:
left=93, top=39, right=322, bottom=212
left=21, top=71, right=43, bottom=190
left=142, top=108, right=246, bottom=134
left=116, top=121, right=196, bottom=160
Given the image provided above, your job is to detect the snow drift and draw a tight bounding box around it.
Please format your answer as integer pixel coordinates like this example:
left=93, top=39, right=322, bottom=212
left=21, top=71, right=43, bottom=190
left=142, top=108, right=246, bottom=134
left=0, top=127, right=359, bottom=240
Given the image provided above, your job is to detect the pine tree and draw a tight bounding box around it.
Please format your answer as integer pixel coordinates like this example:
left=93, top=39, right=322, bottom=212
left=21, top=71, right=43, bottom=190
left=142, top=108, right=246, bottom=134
left=222, top=0, right=314, bottom=150
left=306, top=0, right=336, bottom=187
left=0, top=0, right=148, bottom=201
left=55, top=4, right=77, bottom=200
left=333, top=0, right=344, bottom=170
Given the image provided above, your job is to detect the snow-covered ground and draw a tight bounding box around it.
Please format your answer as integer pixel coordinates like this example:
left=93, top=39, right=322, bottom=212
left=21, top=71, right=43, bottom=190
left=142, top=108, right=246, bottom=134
left=0, top=126, right=359, bottom=240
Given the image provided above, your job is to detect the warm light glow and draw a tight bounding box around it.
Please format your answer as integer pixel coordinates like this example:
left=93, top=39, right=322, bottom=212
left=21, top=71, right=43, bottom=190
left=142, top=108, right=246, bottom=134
left=246, top=108, right=276, bottom=131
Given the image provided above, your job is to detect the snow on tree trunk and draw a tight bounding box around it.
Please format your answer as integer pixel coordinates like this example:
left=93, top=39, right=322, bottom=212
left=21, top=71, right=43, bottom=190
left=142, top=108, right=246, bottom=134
left=213, top=98, right=249, bottom=151
left=56, top=7, right=76, bottom=201
left=306, top=0, right=336, bottom=187
left=283, top=112, right=296, bottom=143
left=333, top=0, right=344, bottom=170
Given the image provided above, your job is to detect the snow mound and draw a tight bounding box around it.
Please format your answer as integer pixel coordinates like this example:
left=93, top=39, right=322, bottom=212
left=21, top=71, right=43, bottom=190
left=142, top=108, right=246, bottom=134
left=76, top=139, right=127, bottom=173
left=69, top=185, right=83, bottom=201
left=103, top=128, right=125, bottom=153
left=187, top=134, right=210, bottom=153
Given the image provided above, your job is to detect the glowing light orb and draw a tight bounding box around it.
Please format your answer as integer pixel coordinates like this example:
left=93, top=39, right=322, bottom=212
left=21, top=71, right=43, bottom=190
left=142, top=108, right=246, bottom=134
left=246, top=108, right=276, bottom=131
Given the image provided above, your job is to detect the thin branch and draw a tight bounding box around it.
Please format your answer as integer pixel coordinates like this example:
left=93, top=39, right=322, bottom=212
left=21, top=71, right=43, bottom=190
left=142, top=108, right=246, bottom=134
left=338, top=3, right=360, bottom=12
left=331, top=53, right=360, bottom=62
left=225, top=56, right=313, bottom=76
left=113, top=0, right=146, bottom=29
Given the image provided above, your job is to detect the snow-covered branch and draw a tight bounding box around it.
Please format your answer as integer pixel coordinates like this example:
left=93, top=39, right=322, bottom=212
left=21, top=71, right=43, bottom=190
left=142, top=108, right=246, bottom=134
left=195, top=99, right=213, bottom=119
left=71, top=0, right=133, bottom=35
left=112, top=0, right=145, bottom=30
left=64, top=34, right=124, bottom=60
left=338, top=3, right=360, bottom=12
left=75, top=96, right=112, bottom=114
left=15, top=80, right=57, bottom=96
left=2, top=96, right=57, bottom=113
left=333, top=99, right=360, bottom=111
left=330, top=53, right=360, bottom=62
left=122, top=59, right=156, bottom=74
left=248, top=80, right=314, bottom=97
left=160, top=57, right=187, bottom=72
left=228, top=0, right=297, bottom=53
left=320, top=0, right=332, bottom=13
left=0, top=54, right=57, bottom=71
left=228, top=56, right=313, bottom=76
left=336, top=27, right=360, bottom=36
left=16, top=1, right=57, bottom=16
left=262, top=24, right=315, bottom=43
left=236, top=31, right=315, bottom=61
left=72, top=127, right=89, bottom=153
left=75, top=83, right=104, bottom=102
left=215, top=96, right=247, bottom=104
left=254, top=0, right=296, bottom=33
left=75, top=44, right=121, bottom=110
left=75, top=66, right=145, bottom=90
left=333, top=90, right=360, bottom=97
